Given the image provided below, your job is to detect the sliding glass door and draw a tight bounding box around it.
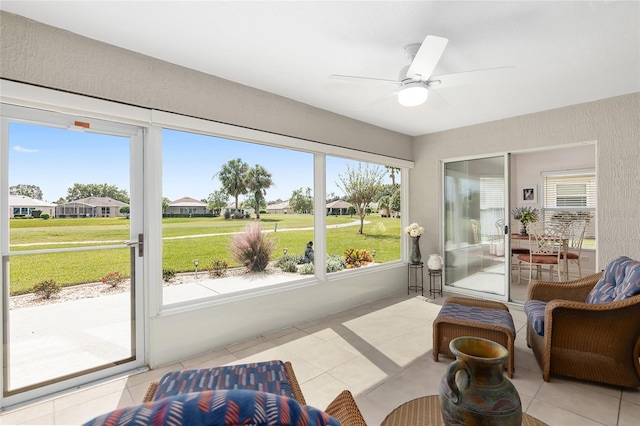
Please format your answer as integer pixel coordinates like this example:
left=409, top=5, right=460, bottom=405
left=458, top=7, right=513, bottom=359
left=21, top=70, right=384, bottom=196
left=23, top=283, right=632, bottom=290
left=443, top=155, right=510, bottom=300
left=1, top=105, right=145, bottom=403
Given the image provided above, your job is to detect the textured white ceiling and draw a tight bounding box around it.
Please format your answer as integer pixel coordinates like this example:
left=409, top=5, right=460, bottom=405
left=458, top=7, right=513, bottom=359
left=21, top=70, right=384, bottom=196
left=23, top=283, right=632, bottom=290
left=2, top=1, right=639, bottom=136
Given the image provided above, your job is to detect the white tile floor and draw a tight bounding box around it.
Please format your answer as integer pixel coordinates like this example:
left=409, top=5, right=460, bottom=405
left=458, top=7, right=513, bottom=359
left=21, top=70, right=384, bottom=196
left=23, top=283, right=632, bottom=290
left=1, top=292, right=638, bottom=425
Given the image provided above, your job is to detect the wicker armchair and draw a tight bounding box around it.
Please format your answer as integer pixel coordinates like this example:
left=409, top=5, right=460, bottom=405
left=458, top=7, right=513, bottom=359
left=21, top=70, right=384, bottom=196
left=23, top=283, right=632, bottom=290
left=143, top=361, right=368, bottom=426
left=525, top=272, right=640, bottom=387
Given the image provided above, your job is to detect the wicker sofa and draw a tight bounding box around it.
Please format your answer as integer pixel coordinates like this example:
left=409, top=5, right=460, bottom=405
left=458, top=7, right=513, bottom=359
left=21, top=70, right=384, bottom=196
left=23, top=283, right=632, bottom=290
left=524, top=264, right=640, bottom=387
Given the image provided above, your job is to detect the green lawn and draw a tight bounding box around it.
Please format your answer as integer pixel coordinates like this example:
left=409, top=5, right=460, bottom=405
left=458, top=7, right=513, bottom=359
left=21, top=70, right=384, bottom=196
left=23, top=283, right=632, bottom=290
left=9, top=214, right=401, bottom=295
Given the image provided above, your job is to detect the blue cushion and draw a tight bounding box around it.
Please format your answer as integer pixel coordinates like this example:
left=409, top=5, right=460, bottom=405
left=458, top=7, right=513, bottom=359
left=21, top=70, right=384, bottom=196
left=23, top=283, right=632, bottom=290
left=83, top=389, right=341, bottom=426
left=437, top=303, right=516, bottom=335
left=151, top=360, right=294, bottom=402
left=586, top=256, right=640, bottom=303
left=524, top=300, right=547, bottom=336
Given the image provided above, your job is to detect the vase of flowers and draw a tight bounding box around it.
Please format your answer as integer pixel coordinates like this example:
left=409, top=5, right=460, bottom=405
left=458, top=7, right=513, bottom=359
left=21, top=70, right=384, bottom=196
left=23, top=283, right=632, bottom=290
left=405, top=222, right=424, bottom=264
left=511, top=207, right=540, bottom=235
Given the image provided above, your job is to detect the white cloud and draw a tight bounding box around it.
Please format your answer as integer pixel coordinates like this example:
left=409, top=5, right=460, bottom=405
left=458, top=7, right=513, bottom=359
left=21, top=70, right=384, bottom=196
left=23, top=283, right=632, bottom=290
left=13, top=145, right=39, bottom=153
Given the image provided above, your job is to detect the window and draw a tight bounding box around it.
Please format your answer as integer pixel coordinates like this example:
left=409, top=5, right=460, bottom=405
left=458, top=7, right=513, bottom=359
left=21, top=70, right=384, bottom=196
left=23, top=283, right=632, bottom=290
left=161, top=129, right=315, bottom=306
left=542, top=170, right=596, bottom=245
left=325, top=157, right=401, bottom=272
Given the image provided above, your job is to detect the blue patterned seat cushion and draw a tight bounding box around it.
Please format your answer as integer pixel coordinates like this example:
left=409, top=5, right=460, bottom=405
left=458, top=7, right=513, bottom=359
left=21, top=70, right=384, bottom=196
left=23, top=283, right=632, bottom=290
left=152, top=360, right=294, bottom=402
left=586, top=256, right=640, bottom=303
left=524, top=300, right=547, bottom=336
left=437, top=303, right=515, bottom=335
left=83, top=389, right=340, bottom=426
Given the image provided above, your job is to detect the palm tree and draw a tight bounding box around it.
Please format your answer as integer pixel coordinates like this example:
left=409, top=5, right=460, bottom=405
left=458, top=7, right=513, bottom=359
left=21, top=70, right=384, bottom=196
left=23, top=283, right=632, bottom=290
left=216, top=158, right=249, bottom=213
left=246, top=164, right=273, bottom=219
left=385, top=166, right=400, bottom=189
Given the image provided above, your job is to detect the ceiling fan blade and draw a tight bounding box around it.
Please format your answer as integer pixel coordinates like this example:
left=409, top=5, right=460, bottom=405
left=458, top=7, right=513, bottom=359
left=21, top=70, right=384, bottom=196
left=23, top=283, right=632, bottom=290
left=406, top=35, right=448, bottom=82
left=431, top=66, right=515, bottom=87
left=329, top=74, right=400, bottom=86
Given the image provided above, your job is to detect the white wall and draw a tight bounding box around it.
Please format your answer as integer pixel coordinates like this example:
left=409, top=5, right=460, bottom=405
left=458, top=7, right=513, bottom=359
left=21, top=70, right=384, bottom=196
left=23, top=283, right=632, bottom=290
left=412, top=93, right=640, bottom=270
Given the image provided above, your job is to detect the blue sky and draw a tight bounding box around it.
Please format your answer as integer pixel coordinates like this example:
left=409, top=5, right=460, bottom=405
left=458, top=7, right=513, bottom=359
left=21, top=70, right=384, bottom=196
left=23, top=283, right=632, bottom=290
left=9, top=123, right=392, bottom=203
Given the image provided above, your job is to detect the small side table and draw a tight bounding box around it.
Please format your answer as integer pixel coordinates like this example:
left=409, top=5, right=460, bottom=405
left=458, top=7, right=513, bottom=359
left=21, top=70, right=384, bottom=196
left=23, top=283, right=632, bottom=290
left=428, top=269, right=443, bottom=298
left=407, top=262, right=424, bottom=296
left=380, top=395, right=547, bottom=426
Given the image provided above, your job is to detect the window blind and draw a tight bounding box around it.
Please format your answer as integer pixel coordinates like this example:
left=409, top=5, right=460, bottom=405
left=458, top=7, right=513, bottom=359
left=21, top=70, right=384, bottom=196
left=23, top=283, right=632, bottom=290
left=542, top=171, right=596, bottom=239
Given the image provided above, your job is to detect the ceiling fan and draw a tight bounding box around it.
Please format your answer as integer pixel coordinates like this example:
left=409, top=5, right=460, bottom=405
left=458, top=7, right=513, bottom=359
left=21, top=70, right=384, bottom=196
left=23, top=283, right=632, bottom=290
left=331, top=35, right=512, bottom=107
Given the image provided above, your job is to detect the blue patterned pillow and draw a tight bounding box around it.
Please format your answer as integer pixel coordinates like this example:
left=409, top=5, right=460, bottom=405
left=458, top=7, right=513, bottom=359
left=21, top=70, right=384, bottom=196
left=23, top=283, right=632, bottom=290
left=524, top=300, right=547, bottom=336
left=613, top=259, right=640, bottom=301
left=83, top=389, right=341, bottom=426
left=586, top=256, right=640, bottom=303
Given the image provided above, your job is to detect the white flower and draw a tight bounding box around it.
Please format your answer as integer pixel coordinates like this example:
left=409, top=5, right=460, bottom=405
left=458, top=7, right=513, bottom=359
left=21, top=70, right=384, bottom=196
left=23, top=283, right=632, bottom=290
left=405, top=222, right=424, bottom=237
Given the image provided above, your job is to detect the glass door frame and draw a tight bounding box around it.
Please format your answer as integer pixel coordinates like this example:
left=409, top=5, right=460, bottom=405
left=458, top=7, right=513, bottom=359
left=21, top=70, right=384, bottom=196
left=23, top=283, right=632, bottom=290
left=440, top=153, right=512, bottom=302
left=0, top=104, right=146, bottom=407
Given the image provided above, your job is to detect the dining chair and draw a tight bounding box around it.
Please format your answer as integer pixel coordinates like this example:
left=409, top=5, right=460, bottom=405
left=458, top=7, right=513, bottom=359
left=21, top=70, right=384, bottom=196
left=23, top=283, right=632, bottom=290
left=517, top=222, right=564, bottom=283
left=563, top=220, right=587, bottom=278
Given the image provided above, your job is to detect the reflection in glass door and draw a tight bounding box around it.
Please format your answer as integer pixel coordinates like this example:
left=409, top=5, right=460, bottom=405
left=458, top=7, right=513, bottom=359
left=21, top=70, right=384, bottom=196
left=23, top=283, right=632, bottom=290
left=443, top=156, right=509, bottom=300
left=1, top=106, right=144, bottom=402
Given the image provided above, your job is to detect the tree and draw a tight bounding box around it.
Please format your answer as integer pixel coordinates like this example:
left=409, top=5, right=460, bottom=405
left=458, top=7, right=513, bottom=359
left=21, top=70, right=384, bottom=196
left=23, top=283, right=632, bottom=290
left=289, top=187, right=313, bottom=213
left=119, top=206, right=130, bottom=218
left=337, top=163, right=385, bottom=234
left=162, top=197, right=171, bottom=214
left=246, top=164, right=273, bottom=219
left=385, top=166, right=400, bottom=189
left=207, top=189, right=229, bottom=216
left=216, top=158, right=249, bottom=213
left=390, top=187, right=401, bottom=217
left=65, top=183, right=130, bottom=203
left=10, top=184, right=43, bottom=200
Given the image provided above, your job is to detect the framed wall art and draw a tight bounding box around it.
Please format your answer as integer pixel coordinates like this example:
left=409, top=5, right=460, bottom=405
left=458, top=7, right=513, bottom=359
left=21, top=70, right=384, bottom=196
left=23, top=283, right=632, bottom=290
left=520, top=185, right=537, bottom=203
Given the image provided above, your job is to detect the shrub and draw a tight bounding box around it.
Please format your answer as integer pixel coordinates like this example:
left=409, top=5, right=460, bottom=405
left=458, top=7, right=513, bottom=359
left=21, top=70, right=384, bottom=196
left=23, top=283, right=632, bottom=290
left=162, top=268, right=176, bottom=282
left=224, top=210, right=231, bottom=220
left=101, top=271, right=123, bottom=287
left=40, top=213, right=50, bottom=220
left=343, top=248, right=373, bottom=268
left=33, top=280, right=61, bottom=299
left=326, top=254, right=347, bottom=273
left=233, top=212, right=244, bottom=219
left=299, top=263, right=314, bottom=275
left=279, top=259, right=298, bottom=273
left=207, top=259, right=229, bottom=277
left=230, top=222, right=275, bottom=272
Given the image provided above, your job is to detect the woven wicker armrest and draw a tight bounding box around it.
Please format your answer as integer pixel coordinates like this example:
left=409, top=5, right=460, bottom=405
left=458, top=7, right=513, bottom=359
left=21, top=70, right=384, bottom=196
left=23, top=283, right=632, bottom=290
left=284, top=361, right=306, bottom=405
left=443, top=296, right=509, bottom=311
left=527, top=272, right=602, bottom=302
left=324, top=390, right=368, bottom=426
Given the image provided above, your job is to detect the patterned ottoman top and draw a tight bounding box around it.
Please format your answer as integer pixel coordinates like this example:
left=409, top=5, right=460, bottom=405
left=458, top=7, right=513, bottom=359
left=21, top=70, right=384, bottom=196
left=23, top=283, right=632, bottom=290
left=152, top=360, right=294, bottom=402
left=437, top=302, right=516, bottom=335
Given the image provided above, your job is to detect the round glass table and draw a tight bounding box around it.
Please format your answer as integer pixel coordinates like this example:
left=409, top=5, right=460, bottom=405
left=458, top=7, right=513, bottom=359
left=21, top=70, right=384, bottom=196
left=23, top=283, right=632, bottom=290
left=380, top=395, right=547, bottom=426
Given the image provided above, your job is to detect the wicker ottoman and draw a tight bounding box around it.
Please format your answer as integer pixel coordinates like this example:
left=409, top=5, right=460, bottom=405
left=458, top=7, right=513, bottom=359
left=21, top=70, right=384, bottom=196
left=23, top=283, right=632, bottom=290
left=433, top=297, right=516, bottom=378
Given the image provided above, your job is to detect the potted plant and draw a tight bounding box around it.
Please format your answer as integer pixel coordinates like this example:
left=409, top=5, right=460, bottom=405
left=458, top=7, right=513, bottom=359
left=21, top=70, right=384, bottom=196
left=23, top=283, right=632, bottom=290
left=511, top=206, right=540, bottom=235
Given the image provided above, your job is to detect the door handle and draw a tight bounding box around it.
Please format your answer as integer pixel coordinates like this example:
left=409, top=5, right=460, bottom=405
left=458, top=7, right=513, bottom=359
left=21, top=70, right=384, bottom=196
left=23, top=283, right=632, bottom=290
left=125, top=234, right=144, bottom=257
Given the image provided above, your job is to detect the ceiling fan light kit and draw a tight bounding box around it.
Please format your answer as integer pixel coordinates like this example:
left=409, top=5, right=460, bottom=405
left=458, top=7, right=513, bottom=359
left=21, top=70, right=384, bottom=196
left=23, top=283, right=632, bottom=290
left=397, top=82, right=429, bottom=107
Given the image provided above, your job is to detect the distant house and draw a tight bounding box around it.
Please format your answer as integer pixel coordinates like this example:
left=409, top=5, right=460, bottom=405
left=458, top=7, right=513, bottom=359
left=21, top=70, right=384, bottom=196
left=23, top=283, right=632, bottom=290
left=56, top=197, right=128, bottom=218
left=266, top=201, right=291, bottom=214
left=9, top=195, right=57, bottom=218
left=224, top=203, right=255, bottom=216
left=326, top=199, right=354, bottom=216
left=166, top=197, right=208, bottom=215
